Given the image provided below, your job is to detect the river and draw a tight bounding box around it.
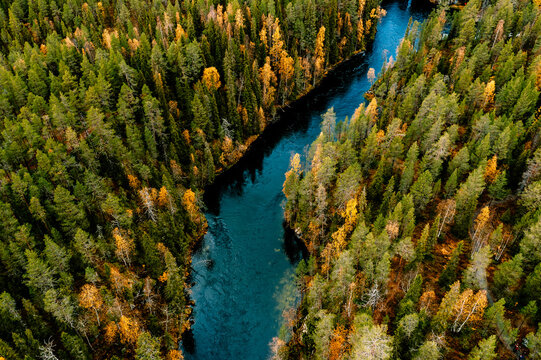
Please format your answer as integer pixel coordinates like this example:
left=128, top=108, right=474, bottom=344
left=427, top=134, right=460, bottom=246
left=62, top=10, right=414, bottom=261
left=185, top=1, right=430, bottom=358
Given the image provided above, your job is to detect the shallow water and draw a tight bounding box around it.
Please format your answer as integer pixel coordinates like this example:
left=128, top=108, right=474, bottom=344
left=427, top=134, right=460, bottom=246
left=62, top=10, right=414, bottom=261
left=185, top=2, right=430, bottom=358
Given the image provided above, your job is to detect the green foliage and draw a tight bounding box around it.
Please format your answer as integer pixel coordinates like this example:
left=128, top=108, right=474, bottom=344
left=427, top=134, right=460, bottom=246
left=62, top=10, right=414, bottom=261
left=0, top=0, right=387, bottom=356
left=438, top=241, right=464, bottom=289
left=281, top=0, right=541, bottom=357
left=468, top=336, right=497, bottom=360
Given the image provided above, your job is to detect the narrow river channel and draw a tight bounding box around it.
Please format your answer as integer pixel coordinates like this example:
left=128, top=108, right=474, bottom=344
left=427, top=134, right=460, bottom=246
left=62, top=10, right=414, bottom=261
left=185, top=1, right=429, bottom=358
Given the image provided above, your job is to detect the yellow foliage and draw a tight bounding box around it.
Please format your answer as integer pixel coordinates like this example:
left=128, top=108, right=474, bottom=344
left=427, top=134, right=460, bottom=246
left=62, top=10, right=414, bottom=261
left=452, top=289, right=488, bottom=331
left=484, top=155, right=499, bottom=183
left=159, top=271, right=169, bottom=282
left=175, top=24, right=187, bottom=41
left=109, top=266, right=133, bottom=292
left=535, top=61, right=541, bottom=90
left=119, top=315, right=140, bottom=344
left=321, top=243, right=333, bottom=275
left=315, top=26, right=326, bottom=60
left=102, top=29, right=118, bottom=49
left=475, top=206, right=490, bottom=231
left=376, top=129, right=385, bottom=144
left=341, top=197, right=359, bottom=227
left=78, top=284, right=103, bottom=310
left=290, top=153, right=301, bottom=174
left=419, top=290, right=437, bottom=313
left=365, top=19, right=372, bottom=34
left=202, top=67, right=221, bottom=90
left=483, top=80, right=495, bottom=109
left=182, top=129, right=191, bottom=144
left=156, top=242, right=167, bottom=254
left=270, top=20, right=284, bottom=67
left=167, top=349, right=184, bottom=360
left=365, top=98, right=378, bottom=120
left=105, top=321, right=117, bottom=343
left=182, top=189, right=198, bottom=219
left=113, top=228, right=134, bottom=266
left=315, top=26, right=326, bottom=79
left=283, top=154, right=302, bottom=197
left=329, top=325, right=348, bottom=360
left=259, top=27, right=268, bottom=49
left=127, top=174, right=140, bottom=189
left=150, top=188, right=158, bottom=202
left=235, top=8, right=244, bottom=29
left=358, top=0, right=366, bottom=15
left=332, top=197, right=358, bottom=253
left=259, top=57, right=277, bottom=107
left=279, top=51, right=295, bottom=83
left=158, top=186, right=169, bottom=207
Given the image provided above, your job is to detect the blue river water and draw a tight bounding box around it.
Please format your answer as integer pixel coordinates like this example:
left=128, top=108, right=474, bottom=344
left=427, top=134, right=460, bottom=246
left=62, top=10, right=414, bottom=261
left=185, top=1, right=429, bottom=358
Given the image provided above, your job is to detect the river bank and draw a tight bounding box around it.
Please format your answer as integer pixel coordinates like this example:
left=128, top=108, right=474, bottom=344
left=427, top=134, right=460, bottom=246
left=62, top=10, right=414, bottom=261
left=183, top=1, right=432, bottom=358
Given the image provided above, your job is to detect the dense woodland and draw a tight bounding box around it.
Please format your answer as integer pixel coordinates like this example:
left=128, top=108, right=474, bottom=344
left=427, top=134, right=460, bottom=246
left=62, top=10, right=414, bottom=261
left=281, top=0, right=541, bottom=358
left=0, top=0, right=386, bottom=358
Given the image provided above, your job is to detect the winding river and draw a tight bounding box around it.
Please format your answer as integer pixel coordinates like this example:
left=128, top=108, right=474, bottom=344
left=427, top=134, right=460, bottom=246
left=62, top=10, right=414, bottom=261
left=185, top=1, right=429, bottom=358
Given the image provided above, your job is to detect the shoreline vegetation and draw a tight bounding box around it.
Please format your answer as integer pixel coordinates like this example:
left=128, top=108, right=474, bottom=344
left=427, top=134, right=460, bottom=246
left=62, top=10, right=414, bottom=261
left=0, top=0, right=389, bottom=358
left=281, top=0, right=541, bottom=359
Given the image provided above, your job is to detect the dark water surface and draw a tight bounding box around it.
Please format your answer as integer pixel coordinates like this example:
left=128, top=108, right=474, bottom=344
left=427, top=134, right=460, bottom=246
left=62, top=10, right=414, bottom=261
left=185, top=2, right=429, bottom=358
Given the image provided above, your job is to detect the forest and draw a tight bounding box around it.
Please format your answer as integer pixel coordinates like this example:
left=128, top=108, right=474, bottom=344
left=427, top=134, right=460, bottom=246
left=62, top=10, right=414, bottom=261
left=0, top=0, right=385, bottom=358
left=281, top=0, right=541, bottom=358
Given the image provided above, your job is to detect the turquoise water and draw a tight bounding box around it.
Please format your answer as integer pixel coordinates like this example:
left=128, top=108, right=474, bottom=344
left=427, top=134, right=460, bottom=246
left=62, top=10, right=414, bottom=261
left=186, top=2, right=429, bottom=358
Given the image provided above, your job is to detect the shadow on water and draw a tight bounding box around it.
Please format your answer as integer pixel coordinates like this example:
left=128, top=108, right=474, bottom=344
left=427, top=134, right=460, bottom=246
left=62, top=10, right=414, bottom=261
left=186, top=1, right=432, bottom=359
left=282, top=221, right=309, bottom=264
left=203, top=50, right=370, bottom=216
left=203, top=0, right=430, bottom=215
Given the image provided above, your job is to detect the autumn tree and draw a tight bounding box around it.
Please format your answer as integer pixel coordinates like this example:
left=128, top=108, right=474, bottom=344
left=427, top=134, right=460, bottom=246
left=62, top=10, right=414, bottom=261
left=182, top=189, right=198, bottom=222
left=114, top=228, right=134, bottom=266
left=202, top=67, right=221, bottom=90
left=314, top=26, right=326, bottom=82
left=260, top=57, right=277, bottom=108
left=78, top=284, right=103, bottom=325
left=451, top=289, right=488, bottom=333
left=119, top=315, right=140, bottom=344
left=471, top=206, right=491, bottom=256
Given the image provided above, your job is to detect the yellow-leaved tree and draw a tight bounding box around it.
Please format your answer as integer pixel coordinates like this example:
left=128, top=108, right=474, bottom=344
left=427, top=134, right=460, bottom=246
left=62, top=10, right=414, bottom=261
left=202, top=67, right=221, bottom=90
left=314, top=26, right=326, bottom=82
left=483, top=80, right=495, bottom=109
left=451, top=289, right=488, bottom=332
left=182, top=189, right=198, bottom=222
left=259, top=57, right=277, bottom=108
left=331, top=197, right=358, bottom=253
left=113, top=228, right=134, bottom=266
left=78, top=284, right=103, bottom=325
left=119, top=315, right=140, bottom=344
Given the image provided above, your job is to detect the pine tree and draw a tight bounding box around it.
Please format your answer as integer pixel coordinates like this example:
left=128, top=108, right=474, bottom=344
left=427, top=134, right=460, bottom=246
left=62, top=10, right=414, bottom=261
left=410, top=170, right=433, bottom=213
left=454, top=166, right=485, bottom=236
left=468, top=336, right=497, bottom=360
left=53, top=186, right=88, bottom=235
left=135, top=332, right=161, bottom=360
